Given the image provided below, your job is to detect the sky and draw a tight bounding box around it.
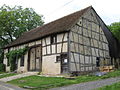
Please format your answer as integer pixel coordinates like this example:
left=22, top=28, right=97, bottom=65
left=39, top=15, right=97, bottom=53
left=0, top=0, right=120, bottom=25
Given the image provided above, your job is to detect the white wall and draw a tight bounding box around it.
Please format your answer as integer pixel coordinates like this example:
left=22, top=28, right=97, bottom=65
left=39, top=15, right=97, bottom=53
left=4, top=33, right=68, bottom=74
left=69, top=8, right=110, bottom=72
left=42, top=54, right=61, bottom=74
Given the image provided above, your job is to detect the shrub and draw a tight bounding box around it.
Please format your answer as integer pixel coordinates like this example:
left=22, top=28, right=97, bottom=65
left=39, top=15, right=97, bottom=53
left=0, top=63, right=5, bottom=72
left=6, top=46, right=28, bottom=71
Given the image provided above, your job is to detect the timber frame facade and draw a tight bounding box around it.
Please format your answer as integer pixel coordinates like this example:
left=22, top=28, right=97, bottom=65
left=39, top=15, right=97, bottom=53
left=3, top=6, right=120, bottom=75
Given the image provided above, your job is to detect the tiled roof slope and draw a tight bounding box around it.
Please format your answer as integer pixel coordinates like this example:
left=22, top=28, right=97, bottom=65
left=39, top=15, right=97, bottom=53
left=5, top=6, right=91, bottom=48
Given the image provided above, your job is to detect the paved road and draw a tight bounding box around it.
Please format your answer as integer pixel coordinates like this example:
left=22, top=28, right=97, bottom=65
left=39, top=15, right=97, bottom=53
left=0, top=81, right=26, bottom=90
left=51, top=77, right=120, bottom=90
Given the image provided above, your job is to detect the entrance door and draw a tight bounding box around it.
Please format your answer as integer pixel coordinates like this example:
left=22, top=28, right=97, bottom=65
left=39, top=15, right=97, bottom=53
left=35, top=46, right=42, bottom=71
left=29, top=48, right=36, bottom=71
left=61, top=54, right=68, bottom=73
left=29, top=45, right=42, bottom=72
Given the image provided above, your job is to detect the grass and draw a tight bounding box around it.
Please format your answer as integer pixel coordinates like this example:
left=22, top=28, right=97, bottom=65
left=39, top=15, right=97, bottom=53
left=0, top=73, right=17, bottom=79
left=0, top=72, right=6, bottom=74
left=97, top=82, right=120, bottom=90
left=8, top=76, right=73, bottom=90
left=8, top=70, right=120, bottom=90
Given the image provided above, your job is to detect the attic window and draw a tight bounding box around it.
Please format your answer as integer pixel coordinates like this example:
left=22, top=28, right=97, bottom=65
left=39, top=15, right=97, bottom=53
left=91, top=13, right=93, bottom=16
left=51, top=35, right=57, bottom=44
left=80, top=21, right=81, bottom=24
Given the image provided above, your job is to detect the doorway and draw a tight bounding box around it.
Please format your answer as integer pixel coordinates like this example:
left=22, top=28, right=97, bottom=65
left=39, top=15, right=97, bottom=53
left=28, top=45, right=42, bottom=72
left=61, top=54, right=68, bottom=74
left=96, top=57, right=100, bottom=67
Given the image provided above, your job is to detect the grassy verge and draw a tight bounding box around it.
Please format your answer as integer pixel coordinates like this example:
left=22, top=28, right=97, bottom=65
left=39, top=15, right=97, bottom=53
left=0, top=72, right=6, bottom=74
left=8, top=70, right=120, bottom=90
left=0, top=73, right=17, bottom=79
left=97, top=82, right=120, bottom=90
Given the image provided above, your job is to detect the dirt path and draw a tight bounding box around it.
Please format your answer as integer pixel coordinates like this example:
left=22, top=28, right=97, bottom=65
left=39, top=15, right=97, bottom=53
left=0, top=81, right=26, bottom=90
left=0, top=72, right=38, bottom=82
left=51, top=77, right=120, bottom=90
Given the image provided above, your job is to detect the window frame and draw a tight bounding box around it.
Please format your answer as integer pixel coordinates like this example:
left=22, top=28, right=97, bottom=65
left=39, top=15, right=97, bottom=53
left=56, top=56, right=61, bottom=62
left=50, top=35, right=57, bottom=44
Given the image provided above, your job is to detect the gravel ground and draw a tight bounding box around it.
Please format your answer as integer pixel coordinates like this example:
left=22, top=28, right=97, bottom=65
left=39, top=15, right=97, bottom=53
left=0, top=81, right=26, bottom=90
left=0, top=72, right=38, bottom=82
left=51, top=77, right=120, bottom=90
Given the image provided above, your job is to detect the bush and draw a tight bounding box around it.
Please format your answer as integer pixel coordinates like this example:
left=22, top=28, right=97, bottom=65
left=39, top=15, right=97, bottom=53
left=0, top=52, right=4, bottom=64
left=6, top=46, right=28, bottom=71
left=0, top=63, right=5, bottom=72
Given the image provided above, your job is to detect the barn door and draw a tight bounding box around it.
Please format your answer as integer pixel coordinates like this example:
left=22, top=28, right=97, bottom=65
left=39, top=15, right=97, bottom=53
left=29, top=45, right=42, bottom=72
left=29, top=48, right=36, bottom=71
left=36, top=46, right=42, bottom=71
left=61, top=54, right=68, bottom=74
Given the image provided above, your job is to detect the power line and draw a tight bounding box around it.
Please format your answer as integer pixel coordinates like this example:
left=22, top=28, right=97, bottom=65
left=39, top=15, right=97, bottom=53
left=47, top=0, right=76, bottom=15
left=63, top=0, right=75, bottom=7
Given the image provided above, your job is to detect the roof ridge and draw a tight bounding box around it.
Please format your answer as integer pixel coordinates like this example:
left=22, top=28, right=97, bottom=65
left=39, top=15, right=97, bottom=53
left=23, top=6, right=92, bottom=34
left=5, top=6, right=91, bottom=48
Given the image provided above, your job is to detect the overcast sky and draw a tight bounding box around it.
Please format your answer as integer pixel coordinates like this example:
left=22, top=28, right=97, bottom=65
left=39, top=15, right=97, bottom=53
left=0, top=0, right=120, bottom=25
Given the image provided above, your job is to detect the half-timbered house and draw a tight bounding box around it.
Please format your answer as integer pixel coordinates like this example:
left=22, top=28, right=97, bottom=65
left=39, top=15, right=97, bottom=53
left=3, top=6, right=120, bottom=75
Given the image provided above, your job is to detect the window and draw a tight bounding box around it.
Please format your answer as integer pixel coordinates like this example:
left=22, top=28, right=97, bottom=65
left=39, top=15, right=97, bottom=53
left=61, top=54, right=68, bottom=64
left=63, top=59, right=68, bottom=64
left=96, top=57, right=100, bottom=67
left=51, top=35, right=57, bottom=44
left=111, top=58, right=114, bottom=65
left=80, top=21, right=81, bottom=24
left=56, top=56, right=61, bottom=62
left=20, top=55, right=24, bottom=66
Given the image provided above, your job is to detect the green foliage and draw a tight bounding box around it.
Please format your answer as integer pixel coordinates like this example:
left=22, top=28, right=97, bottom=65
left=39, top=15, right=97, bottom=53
left=98, top=82, right=120, bottom=90
left=0, top=4, right=44, bottom=42
left=6, top=47, right=28, bottom=71
left=0, top=73, right=17, bottom=79
left=0, top=52, right=4, bottom=64
left=0, top=4, right=44, bottom=65
left=108, top=22, right=120, bottom=41
left=0, top=63, right=5, bottom=72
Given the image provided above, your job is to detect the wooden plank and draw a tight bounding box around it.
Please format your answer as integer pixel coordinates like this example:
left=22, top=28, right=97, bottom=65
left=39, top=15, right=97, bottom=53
left=81, top=17, right=86, bottom=72
left=68, top=32, right=71, bottom=73
left=72, top=53, right=78, bottom=71
left=61, top=33, right=65, bottom=53
left=44, top=38, right=47, bottom=55
left=78, top=28, right=81, bottom=72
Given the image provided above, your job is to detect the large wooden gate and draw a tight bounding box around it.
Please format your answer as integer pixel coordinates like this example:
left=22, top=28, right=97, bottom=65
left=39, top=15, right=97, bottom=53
left=28, top=45, right=42, bottom=72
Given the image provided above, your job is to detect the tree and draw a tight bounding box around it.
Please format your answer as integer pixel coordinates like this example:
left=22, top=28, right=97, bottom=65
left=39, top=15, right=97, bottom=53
left=108, top=22, right=120, bottom=41
left=0, top=4, right=44, bottom=64
left=0, top=4, right=44, bottom=43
